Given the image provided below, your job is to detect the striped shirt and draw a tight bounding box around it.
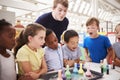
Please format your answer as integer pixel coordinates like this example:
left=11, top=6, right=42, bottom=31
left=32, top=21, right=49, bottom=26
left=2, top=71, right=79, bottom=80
left=44, top=44, right=63, bottom=71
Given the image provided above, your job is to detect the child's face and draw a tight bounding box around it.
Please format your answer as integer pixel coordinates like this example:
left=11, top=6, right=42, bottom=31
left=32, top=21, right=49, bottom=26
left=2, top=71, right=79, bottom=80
left=87, top=22, right=98, bottom=37
left=66, top=36, right=79, bottom=51
left=115, top=26, right=120, bottom=41
left=53, top=3, right=67, bottom=21
left=45, top=32, right=58, bottom=50
left=28, top=30, right=46, bottom=48
left=0, top=27, right=16, bottom=49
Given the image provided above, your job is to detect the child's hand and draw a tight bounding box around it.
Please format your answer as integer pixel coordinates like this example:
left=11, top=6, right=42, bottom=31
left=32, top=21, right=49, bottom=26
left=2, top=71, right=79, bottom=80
left=67, top=60, right=74, bottom=67
left=28, top=72, right=39, bottom=79
left=114, top=58, right=120, bottom=67
left=80, top=60, right=85, bottom=64
left=18, top=75, right=35, bottom=80
left=85, top=57, right=92, bottom=62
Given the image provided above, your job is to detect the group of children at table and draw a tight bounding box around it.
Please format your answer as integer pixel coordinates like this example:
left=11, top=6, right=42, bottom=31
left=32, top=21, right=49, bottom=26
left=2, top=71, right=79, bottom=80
left=0, top=17, right=120, bottom=80
left=1, top=17, right=120, bottom=80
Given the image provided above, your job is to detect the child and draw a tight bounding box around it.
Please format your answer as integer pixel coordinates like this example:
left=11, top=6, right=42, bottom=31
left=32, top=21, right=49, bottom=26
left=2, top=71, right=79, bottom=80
left=0, top=19, right=16, bottom=80
left=14, top=23, right=47, bottom=79
left=112, top=23, right=120, bottom=67
left=62, top=30, right=82, bottom=67
left=44, top=29, right=63, bottom=71
left=83, top=17, right=113, bottom=63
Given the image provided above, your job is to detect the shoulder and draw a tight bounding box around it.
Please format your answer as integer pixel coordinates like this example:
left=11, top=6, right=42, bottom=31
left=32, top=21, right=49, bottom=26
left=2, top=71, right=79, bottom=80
left=35, top=12, right=52, bottom=23
left=99, top=35, right=108, bottom=39
left=113, top=42, right=119, bottom=47
left=44, top=46, right=50, bottom=53
left=62, top=44, right=70, bottom=52
left=44, top=46, right=54, bottom=56
left=64, top=17, right=69, bottom=23
left=17, top=45, right=30, bottom=56
left=38, top=12, right=51, bottom=19
left=84, top=36, right=90, bottom=41
left=62, top=44, right=67, bottom=49
left=62, top=17, right=69, bottom=25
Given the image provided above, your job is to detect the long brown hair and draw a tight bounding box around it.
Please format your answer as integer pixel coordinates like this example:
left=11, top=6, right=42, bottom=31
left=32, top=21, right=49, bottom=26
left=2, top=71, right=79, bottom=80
left=14, top=23, right=46, bottom=57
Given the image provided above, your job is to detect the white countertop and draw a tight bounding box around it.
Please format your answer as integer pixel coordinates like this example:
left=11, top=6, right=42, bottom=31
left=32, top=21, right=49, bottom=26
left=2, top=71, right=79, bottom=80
left=84, top=62, right=120, bottom=80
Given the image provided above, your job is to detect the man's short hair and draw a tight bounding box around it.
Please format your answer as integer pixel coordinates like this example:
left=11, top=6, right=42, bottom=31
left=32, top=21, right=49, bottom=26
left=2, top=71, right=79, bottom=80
left=53, top=0, right=68, bottom=8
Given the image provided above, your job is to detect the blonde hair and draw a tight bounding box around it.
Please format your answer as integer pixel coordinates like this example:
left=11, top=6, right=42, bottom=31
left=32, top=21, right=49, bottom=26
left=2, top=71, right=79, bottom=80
left=115, top=23, right=120, bottom=32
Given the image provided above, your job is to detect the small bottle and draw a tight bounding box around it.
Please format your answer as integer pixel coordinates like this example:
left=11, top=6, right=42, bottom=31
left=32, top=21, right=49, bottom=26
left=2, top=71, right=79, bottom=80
left=78, top=63, right=84, bottom=75
left=112, top=61, right=115, bottom=69
left=62, top=69, right=66, bottom=80
left=101, top=64, right=104, bottom=73
left=73, top=63, right=78, bottom=74
left=100, top=60, right=103, bottom=73
left=103, top=59, right=107, bottom=73
left=65, top=65, right=71, bottom=80
left=106, top=65, right=109, bottom=75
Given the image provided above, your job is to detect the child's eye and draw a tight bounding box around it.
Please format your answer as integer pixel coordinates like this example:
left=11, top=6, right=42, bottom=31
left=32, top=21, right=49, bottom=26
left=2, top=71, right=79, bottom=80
left=39, top=37, right=43, bottom=40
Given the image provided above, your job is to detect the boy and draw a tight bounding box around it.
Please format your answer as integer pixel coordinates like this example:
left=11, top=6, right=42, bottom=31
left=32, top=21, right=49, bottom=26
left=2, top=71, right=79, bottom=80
left=83, top=17, right=113, bottom=63
left=62, top=30, right=82, bottom=67
left=0, top=19, right=16, bottom=80
left=112, top=23, right=120, bottom=67
left=44, top=29, right=63, bottom=71
left=35, top=0, right=69, bottom=42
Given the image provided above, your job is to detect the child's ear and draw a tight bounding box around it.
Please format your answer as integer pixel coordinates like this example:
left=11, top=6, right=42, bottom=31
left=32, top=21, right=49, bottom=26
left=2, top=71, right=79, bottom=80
left=28, top=36, right=33, bottom=42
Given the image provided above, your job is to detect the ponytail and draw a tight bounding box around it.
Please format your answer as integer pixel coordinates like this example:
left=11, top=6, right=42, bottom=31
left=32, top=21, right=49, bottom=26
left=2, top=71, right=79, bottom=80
left=14, top=30, right=28, bottom=57
left=14, top=23, right=46, bottom=58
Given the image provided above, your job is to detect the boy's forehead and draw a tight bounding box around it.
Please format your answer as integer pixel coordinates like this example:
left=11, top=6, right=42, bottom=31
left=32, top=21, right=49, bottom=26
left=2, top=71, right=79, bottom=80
left=87, top=22, right=98, bottom=27
left=90, top=21, right=97, bottom=25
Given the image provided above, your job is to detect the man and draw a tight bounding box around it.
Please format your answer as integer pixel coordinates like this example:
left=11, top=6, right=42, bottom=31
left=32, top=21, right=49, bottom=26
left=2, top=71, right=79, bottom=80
left=35, top=0, right=69, bottom=42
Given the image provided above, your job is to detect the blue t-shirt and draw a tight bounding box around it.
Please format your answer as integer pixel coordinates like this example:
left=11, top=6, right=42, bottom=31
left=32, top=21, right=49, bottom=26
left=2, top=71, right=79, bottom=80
left=83, top=35, right=111, bottom=63
left=35, top=12, right=69, bottom=42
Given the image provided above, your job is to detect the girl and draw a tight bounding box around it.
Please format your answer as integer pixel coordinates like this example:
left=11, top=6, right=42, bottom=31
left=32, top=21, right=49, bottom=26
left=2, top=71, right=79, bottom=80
left=14, top=23, right=47, bottom=79
left=44, top=29, right=63, bottom=71
left=0, top=19, right=16, bottom=80
left=112, top=23, right=120, bottom=67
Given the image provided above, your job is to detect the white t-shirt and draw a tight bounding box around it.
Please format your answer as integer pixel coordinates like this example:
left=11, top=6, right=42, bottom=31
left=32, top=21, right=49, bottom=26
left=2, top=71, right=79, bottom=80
left=0, top=49, right=16, bottom=80
left=62, top=44, right=82, bottom=60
